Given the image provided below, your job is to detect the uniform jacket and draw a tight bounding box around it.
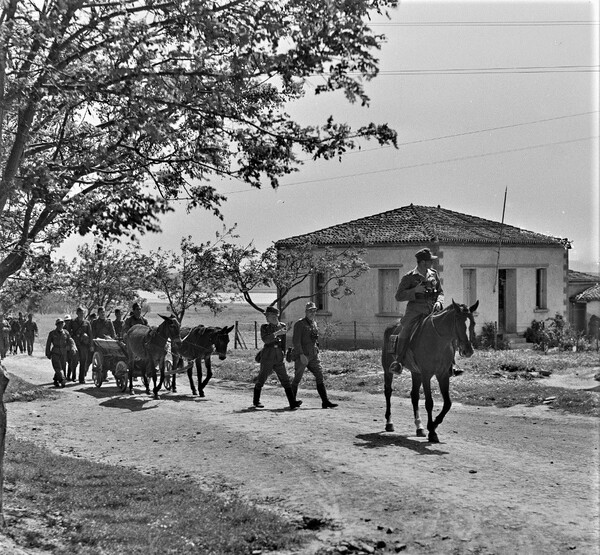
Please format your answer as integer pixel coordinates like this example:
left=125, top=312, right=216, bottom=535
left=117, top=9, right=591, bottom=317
left=67, top=318, right=92, bottom=349
left=260, top=322, right=286, bottom=364
left=395, top=267, right=444, bottom=316
left=92, top=317, right=116, bottom=339
left=293, top=318, right=319, bottom=358
left=22, top=320, right=38, bottom=336
left=123, top=314, right=148, bottom=335
left=46, top=329, right=75, bottom=357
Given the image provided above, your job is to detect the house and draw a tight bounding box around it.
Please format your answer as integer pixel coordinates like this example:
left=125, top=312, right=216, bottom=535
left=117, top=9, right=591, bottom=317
left=275, top=204, right=570, bottom=349
left=568, top=270, right=600, bottom=334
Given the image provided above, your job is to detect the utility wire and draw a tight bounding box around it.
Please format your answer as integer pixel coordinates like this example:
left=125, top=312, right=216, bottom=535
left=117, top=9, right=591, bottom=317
left=368, top=21, right=600, bottom=27
left=224, top=135, right=598, bottom=194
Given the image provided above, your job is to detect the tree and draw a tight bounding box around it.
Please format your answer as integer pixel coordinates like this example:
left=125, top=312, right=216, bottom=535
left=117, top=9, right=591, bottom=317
left=145, top=231, right=233, bottom=323
left=65, top=240, right=147, bottom=313
left=0, top=0, right=398, bottom=288
left=218, top=240, right=369, bottom=314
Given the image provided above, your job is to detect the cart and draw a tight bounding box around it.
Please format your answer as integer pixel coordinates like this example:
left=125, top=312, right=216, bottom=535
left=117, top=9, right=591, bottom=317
left=91, top=338, right=174, bottom=392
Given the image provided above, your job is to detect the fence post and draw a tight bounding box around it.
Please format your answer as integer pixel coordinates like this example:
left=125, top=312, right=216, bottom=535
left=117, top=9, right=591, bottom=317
left=354, top=321, right=357, bottom=350
left=254, top=321, right=258, bottom=349
left=234, top=321, right=239, bottom=349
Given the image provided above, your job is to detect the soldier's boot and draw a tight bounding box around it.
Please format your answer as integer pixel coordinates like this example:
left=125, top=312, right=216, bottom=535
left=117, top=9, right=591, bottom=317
left=389, top=337, right=409, bottom=375
left=317, top=383, right=338, bottom=409
left=253, top=384, right=264, bottom=408
left=284, top=387, right=302, bottom=410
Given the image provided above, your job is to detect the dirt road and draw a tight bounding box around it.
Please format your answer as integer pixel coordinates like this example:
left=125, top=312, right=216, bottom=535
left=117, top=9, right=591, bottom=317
left=4, top=354, right=600, bottom=554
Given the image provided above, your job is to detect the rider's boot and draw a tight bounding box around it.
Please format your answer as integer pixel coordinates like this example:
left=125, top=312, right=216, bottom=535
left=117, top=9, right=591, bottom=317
left=253, top=384, right=264, bottom=408
left=317, top=383, right=338, bottom=409
left=389, top=337, right=409, bottom=374
left=284, top=387, right=302, bottom=410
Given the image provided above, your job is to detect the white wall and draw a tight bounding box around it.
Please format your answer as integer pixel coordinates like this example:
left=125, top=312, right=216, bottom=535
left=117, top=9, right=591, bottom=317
left=279, top=243, right=568, bottom=348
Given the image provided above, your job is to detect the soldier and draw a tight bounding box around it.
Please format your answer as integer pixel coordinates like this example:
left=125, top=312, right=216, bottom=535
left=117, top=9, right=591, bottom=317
left=91, top=307, right=116, bottom=339
left=291, top=302, right=338, bottom=409
left=45, top=318, right=75, bottom=387
left=22, top=313, right=39, bottom=355
left=252, top=306, right=301, bottom=410
left=122, top=302, right=148, bottom=335
left=113, top=308, right=124, bottom=340
left=17, top=311, right=26, bottom=353
left=390, top=248, right=444, bottom=374
left=69, top=307, right=93, bottom=384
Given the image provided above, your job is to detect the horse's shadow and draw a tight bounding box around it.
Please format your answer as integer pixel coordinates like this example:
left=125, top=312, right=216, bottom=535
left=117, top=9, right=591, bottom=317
left=355, top=432, right=449, bottom=456
left=233, top=406, right=297, bottom=415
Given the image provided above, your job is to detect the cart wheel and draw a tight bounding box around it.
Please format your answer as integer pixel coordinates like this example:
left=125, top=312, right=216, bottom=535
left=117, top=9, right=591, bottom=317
left=115, top=361, right=129, bottom=393
left=163, top=360, right=173, bottom=391
left=92, top=352, right=104, bottom=388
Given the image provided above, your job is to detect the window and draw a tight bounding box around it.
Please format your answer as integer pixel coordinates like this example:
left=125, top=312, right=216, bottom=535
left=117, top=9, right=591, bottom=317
left=463, top=269, right=477, bottom=306
left=379, top=269, right=400, bottom=314
left=312, top=271, right=327, bottom=311
left=536, top=268, right=547, bottom=309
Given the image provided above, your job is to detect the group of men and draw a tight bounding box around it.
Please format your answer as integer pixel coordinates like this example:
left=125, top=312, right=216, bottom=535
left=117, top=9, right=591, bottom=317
left=253, top=247, right=450, bottom=410
left=0, top=312, right=39, bottom=358
left=45, top=303, right=148, bottom=387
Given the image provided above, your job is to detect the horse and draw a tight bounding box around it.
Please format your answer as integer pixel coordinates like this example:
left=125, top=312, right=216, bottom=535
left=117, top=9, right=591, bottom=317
left=170, top=325, right=234, bottom=396
left=381, top=300, right=479, bottom=443
left=124, top=314, right=181, bottom=399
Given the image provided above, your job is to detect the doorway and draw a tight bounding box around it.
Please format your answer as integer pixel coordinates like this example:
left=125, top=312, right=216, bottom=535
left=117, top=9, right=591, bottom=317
left=498, top=269, right=517, bottom=334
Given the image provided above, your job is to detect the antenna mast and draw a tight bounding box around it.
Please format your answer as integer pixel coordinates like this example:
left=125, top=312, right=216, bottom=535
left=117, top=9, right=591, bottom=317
left=493, top=187, right=508, bottom=294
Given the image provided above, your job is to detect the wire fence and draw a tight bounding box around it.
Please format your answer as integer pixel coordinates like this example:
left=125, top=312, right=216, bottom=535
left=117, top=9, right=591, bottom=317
left=231, top=320, right=392, bottom=351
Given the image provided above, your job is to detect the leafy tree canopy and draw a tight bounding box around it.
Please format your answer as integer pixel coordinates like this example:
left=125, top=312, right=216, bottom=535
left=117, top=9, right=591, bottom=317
left=0, top=0, right=398, bottom=288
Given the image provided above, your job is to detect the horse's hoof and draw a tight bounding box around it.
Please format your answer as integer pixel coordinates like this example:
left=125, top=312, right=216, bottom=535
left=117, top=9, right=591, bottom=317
left=416, top=429, right=426, bottom=438
left=385, top=423, right=395, bottom=432
left=199, top=390, right=205, bottom=398
left=428, top=433, right=439, bottom=443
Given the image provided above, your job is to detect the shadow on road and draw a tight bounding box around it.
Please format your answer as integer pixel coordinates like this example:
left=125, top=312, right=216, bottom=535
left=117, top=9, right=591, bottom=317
left=98, top=396, right=159, bottom=412
left=354, top=432, right=449, bottom=456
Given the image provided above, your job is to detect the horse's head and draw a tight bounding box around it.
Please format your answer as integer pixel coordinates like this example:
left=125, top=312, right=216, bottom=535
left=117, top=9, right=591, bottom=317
left=158, top=314, right=182, bottom=349
left=451, top=300, right=479, bottom=358
left=211, top=325, right=234, bottom=360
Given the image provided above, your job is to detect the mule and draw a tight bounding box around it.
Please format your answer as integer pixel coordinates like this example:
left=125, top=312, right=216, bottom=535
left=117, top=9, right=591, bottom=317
left=381, top=300, right=478, bottom=443
left=124, top=314, right=181, bottom=399
left=170, top=325, right=234, bottom=396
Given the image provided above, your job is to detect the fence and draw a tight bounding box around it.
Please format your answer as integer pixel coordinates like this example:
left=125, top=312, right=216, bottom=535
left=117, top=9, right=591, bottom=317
left=232, top=320, right=391, bottom=351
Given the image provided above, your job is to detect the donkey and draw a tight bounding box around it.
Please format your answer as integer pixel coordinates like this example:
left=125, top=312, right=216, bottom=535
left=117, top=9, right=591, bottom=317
left=124, top=314, right=181, bottom=399
left=170, top=325, right=234, bottom=396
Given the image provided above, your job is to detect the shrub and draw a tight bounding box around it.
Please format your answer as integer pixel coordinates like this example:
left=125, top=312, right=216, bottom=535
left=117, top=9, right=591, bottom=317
left=477, top=322, right=509, bottom=350
left=524, top=314, right=583, bottom=351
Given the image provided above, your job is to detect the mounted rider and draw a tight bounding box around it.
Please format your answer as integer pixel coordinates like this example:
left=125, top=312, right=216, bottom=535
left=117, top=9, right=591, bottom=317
left=389, top=248, right=444, bottom=374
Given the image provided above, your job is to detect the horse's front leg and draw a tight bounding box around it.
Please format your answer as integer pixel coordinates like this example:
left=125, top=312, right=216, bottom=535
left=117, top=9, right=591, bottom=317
left=128, top=359, right=135, bottom=395
left=142, top=363, right=150, bottom=395
left=199, top=355, right=212, bottom=396
left=432, top=371, right=452, bottom=430
left=410, top=373, right=425, bottom=437
left=383, top=366, right=394, bottom=432
left=153, top=361, right=164, bottom=400
left=421, top=377, right=438, bottom=443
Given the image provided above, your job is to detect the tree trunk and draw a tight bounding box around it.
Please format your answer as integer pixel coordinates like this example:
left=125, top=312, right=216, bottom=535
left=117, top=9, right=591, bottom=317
left=0, top=363, right=9, bottom=527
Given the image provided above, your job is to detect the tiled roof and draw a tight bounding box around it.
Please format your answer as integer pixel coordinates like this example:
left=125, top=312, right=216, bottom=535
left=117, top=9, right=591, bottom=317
left=276, top=205, right=568, bottom=248
left=574, top=284, right=600, bottom=302
left=568, top=270, right=600, bottom=283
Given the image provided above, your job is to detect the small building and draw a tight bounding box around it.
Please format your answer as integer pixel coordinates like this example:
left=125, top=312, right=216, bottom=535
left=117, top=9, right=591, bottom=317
left=276, top=204, right=570, bottom=349
left=568, top=270, right=600, bottom=334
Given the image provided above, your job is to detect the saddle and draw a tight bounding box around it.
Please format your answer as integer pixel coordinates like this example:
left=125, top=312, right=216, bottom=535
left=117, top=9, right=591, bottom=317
left=386, top=315, right=427, bottom=374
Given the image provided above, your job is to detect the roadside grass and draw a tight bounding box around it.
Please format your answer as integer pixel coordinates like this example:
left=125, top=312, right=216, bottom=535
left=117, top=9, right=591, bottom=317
left=3, top=434, right=309, bottom=554
left=211, top=348, right=600, bottom=417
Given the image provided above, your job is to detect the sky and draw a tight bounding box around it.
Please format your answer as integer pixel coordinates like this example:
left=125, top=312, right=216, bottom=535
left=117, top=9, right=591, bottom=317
left=61, top=0, right=600, bottom=273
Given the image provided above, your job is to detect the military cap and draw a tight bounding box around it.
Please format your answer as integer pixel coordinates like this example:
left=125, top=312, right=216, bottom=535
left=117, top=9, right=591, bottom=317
left=265, top=306, right=279, bottom=316
left=305, top=302, right=318, bottom=311
left=415, top=248, right=438, bottom=262
left=55, top=318, right=64, bottom=325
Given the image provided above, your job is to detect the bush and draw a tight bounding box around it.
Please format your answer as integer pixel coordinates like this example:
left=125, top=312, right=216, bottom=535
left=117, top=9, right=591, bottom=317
left=524, top=314, right=583, bottom=351
left=477, top=322, right=509, bottom=350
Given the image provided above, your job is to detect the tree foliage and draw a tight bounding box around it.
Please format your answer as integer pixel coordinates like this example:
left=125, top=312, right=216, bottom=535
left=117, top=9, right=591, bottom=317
left=0, top=0, right=398, bottom=288
left=65, top=240, right=147, bottom=313
left=144, top=230, right=234, bottom=323
left=218, top=240, right=369, bottom=314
